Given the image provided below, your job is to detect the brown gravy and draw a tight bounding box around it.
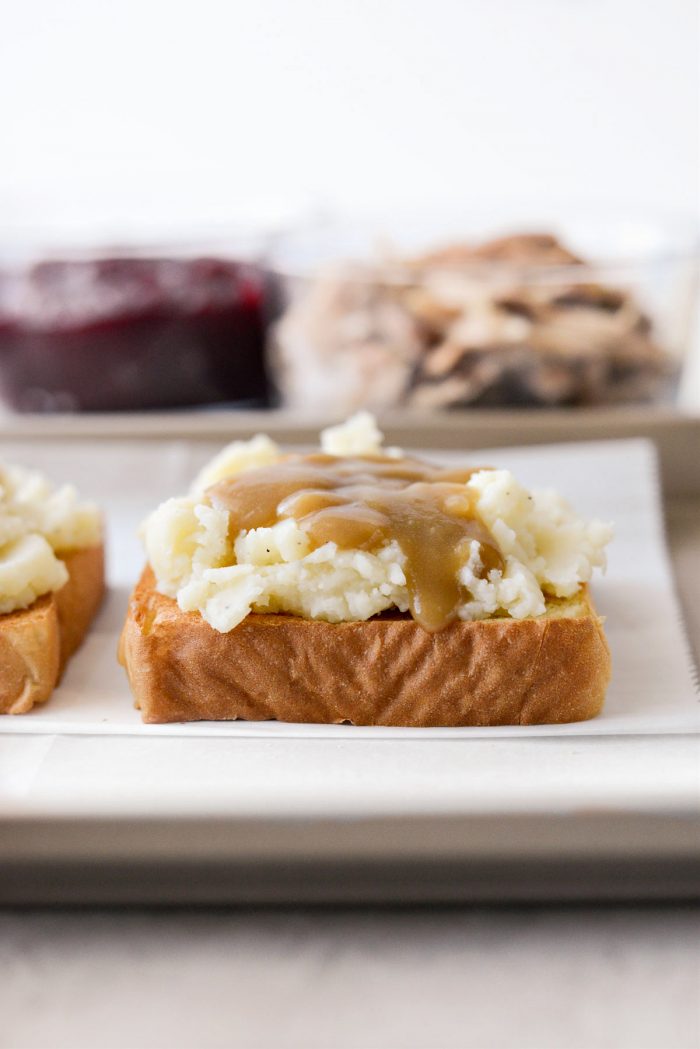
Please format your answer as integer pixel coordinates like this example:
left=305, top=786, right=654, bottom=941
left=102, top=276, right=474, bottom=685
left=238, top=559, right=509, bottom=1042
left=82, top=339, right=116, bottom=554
left=207, top=454, right=503, bottom=631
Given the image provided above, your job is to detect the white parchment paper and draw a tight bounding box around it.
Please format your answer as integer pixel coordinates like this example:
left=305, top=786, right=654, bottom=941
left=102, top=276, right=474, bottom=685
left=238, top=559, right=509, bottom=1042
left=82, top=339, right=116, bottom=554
left=0, top=437, right=697, bottom=739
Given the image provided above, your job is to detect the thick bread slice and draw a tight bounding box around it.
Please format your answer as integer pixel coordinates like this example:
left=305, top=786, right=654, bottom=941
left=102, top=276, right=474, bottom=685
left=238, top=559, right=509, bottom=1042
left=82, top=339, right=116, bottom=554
left=0, top=594, right=60, bottom=716
left=120, top=567, right=611, bottom=726
left=53, top=545, right=106, bottom=671
left=0, top=545, right=105, bottom=715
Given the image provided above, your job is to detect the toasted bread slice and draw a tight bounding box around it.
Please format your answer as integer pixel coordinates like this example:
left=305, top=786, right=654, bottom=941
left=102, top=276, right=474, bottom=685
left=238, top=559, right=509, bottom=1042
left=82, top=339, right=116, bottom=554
left=0, top=545, right=105, bottom=715
left=120, top=567, right=611, bottom=726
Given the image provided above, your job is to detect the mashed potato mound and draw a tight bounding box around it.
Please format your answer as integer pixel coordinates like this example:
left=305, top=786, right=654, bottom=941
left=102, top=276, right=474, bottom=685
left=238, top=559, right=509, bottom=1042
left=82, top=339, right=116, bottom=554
left=143, top=413, right=613, bottom=633
left=0, top=463, right=101, bottom=614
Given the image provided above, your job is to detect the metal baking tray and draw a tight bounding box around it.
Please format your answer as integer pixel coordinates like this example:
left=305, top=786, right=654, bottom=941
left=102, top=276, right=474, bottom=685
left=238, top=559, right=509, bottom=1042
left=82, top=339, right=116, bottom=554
left=1, top=409, right=698, bottom=903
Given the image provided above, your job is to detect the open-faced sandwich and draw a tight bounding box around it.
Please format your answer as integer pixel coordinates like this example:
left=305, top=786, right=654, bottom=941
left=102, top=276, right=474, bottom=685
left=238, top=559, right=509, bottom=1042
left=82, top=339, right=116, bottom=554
left=120, top=414, right=613, bottom=726
left=0, top=461, right=104, bottom=714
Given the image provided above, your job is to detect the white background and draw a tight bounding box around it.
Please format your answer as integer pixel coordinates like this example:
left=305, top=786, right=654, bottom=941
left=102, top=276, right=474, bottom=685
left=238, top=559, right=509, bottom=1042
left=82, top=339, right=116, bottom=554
left=1, top=0, right=698, bottom=233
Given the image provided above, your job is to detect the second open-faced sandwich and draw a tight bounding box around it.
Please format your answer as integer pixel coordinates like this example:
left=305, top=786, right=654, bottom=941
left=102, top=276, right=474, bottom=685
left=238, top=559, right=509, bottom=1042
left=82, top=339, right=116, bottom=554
left=120, top=414, right=613, bottom=726
left=0, top=461, right=104, bottom=714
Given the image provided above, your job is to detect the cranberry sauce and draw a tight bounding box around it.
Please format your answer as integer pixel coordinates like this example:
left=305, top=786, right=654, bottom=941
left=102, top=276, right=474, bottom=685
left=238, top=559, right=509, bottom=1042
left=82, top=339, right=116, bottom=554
left=0, top=256, right=274, bottom=411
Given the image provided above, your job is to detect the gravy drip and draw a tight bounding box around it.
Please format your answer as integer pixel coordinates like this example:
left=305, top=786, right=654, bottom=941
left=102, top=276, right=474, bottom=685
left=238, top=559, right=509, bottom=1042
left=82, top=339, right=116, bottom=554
left=207, top=454, right=503, bottom=631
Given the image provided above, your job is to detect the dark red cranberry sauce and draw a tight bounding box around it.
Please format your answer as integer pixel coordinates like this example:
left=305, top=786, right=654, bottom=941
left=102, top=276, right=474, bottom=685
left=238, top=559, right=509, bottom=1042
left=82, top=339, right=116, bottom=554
left=0, top=256, right=275, bottom=411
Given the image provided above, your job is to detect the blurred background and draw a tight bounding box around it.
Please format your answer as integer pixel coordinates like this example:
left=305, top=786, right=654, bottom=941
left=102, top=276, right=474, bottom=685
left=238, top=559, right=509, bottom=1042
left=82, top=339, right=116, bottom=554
left=0, top=0, right=698, bottom=414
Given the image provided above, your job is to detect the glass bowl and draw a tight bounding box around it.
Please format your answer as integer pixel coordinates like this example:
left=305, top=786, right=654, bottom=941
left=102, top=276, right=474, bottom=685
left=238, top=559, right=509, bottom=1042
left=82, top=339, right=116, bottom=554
left=268, top=212, right=699, bottom=412
left=0, top=229, right=279, bottom=412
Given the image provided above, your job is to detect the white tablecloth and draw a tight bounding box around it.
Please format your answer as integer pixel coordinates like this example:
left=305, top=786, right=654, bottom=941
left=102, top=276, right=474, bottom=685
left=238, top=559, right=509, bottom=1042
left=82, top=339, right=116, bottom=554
left=1, top=904, right=698, bottom=1049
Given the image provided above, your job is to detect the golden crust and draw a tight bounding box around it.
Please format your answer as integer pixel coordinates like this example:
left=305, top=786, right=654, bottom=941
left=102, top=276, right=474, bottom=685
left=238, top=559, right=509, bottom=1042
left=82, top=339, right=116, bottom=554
left=120, top=567, right=611, bottom=726
left=0, top=594, right=60, bottom=714
left=0, top=544, right=105, bottom=715
left=54, top=545, right=106, bottom=672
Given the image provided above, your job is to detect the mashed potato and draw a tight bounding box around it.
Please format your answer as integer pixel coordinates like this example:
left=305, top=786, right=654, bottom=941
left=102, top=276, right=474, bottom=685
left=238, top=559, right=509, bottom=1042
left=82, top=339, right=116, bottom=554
left=143, top=413, right=613, bottom=633
left=0, top=463, right=101, bottom=614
